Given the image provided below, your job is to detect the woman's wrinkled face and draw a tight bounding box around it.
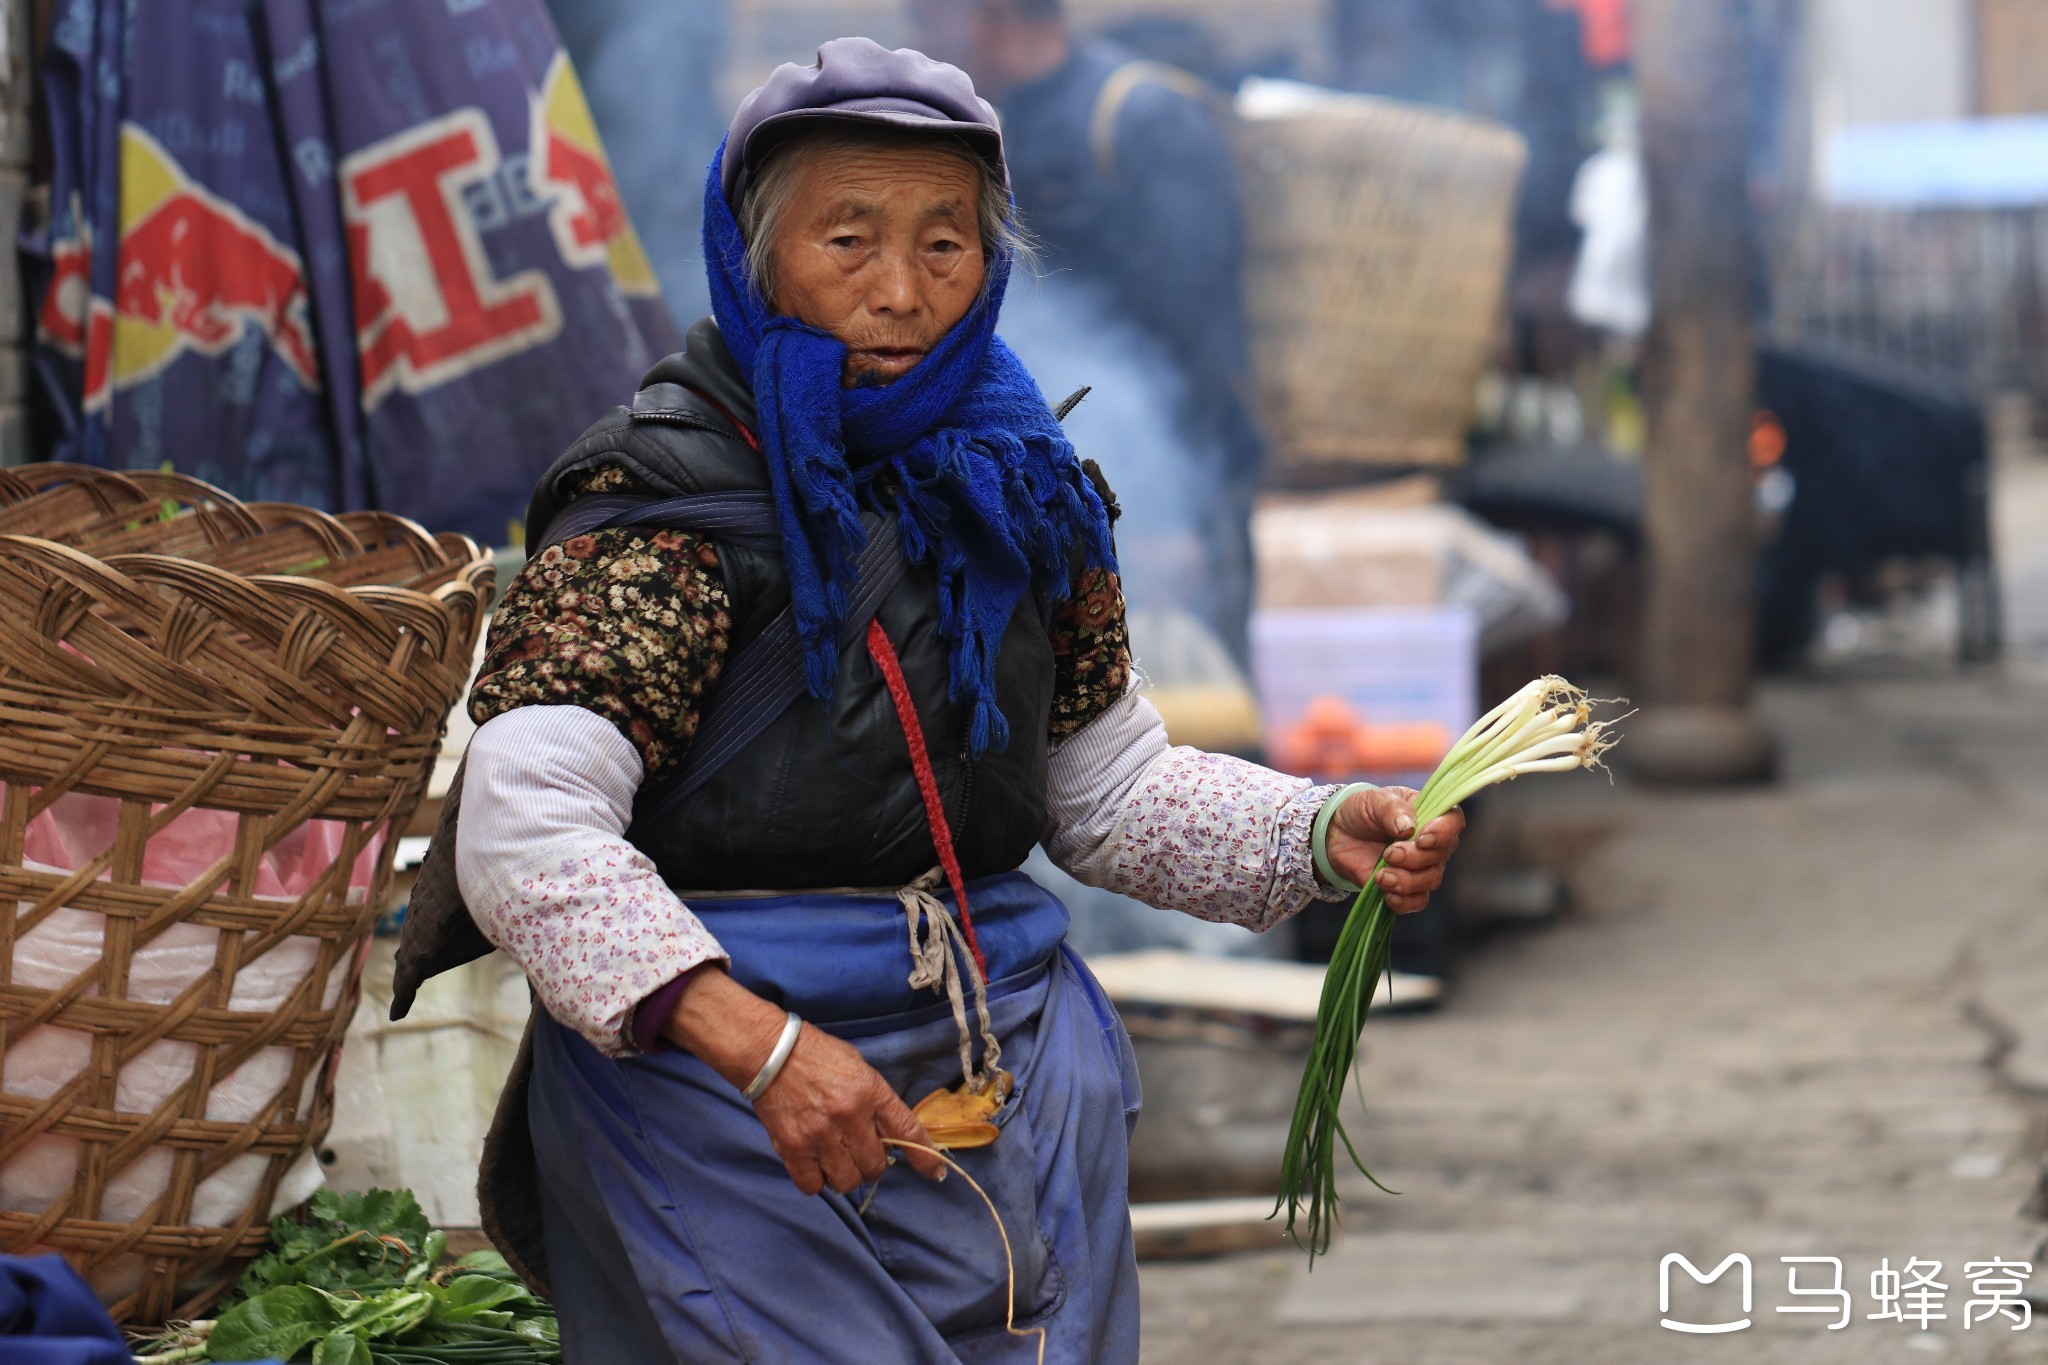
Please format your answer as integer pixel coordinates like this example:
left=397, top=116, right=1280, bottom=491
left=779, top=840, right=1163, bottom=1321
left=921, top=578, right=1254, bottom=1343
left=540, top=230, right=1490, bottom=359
left=766, top=142, right=987, bottom=387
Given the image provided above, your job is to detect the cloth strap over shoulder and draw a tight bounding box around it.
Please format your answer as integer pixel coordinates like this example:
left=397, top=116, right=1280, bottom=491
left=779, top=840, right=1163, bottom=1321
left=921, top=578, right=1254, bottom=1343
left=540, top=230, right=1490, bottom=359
left=533, top=490, right=784, bottom=555
left=620, top=501, right=905, bottom=836
left=1089, top=60, right=1232, bottom=178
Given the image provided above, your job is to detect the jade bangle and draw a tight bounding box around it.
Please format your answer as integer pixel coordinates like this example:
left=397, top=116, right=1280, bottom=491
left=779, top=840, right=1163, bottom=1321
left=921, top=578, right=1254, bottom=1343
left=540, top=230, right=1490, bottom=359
left=1311, top=782, right=1379, bottom=895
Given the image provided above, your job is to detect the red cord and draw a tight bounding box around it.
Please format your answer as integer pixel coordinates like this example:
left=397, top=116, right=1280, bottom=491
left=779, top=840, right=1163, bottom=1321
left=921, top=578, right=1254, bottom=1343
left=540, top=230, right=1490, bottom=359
left=865, top=618, right=988, bottom=979
left=709, top=392, right=980, bottom=972
left=680, top=384, right=762, bottom=452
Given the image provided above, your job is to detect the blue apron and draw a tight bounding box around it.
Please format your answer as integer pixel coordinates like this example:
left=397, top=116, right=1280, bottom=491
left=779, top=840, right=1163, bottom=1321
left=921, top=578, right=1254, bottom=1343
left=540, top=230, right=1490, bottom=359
left=525, top=873, right=1143, bottom=1363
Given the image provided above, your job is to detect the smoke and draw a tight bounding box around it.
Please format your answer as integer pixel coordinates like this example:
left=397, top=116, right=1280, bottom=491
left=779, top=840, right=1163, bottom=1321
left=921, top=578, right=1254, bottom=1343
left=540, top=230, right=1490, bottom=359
left=1001, top=272, right=1283, bottom=958
left=998, top=271, right=1234, bottom=636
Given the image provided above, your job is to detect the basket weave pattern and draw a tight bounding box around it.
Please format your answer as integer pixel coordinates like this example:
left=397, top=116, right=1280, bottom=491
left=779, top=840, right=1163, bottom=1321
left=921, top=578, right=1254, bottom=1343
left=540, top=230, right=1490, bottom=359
left=0, top=466, right=491, bottom=1324
left=1240, top=97, right=1527, bottom=472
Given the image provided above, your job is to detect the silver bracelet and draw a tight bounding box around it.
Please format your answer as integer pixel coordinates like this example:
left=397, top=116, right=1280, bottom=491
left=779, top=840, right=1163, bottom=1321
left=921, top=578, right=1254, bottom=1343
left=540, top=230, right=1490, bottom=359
left=743, top=1011, right=804, bottom=1101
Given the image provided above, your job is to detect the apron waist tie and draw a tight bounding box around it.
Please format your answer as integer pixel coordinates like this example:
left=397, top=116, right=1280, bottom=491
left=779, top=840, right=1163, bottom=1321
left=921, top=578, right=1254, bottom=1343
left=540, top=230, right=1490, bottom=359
left=898, top=867, right=1002, bottom=1093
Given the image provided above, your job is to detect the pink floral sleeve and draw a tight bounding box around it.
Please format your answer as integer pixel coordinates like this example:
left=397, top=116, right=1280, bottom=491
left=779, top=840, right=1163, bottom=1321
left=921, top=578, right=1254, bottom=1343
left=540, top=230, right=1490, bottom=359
left=470, top=834, right=726, bottom=1058
left=1099, top=748, right=1337, bottom=931
left=1044, top=686, right=1343, bottom=930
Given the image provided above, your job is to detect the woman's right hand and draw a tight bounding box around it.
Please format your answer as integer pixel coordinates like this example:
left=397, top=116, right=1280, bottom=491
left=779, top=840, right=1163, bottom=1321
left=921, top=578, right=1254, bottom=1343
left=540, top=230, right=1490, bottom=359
left=662, top=964, right=948, bottom=1194
left=749, top=1025, right=949, bottom=1194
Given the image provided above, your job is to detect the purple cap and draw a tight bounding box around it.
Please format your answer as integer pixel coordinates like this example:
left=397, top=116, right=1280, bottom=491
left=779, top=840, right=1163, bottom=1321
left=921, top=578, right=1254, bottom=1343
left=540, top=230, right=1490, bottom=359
left=722, top=37, right=1006, bottom=206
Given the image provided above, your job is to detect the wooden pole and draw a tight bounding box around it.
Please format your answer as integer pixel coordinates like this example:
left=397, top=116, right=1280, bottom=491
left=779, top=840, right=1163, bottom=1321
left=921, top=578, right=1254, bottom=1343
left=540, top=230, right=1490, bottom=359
left=1630, top=0, right=1777, bottom=783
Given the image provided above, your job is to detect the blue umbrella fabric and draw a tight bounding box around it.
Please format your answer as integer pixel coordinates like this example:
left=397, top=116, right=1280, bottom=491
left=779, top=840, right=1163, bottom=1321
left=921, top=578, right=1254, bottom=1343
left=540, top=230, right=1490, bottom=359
left=26, top=0, right=679, bottom=544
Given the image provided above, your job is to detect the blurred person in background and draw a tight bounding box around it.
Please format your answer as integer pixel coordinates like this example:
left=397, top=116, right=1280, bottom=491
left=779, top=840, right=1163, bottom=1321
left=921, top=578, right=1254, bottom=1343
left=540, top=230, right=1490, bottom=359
left=906, top=0, right=1264, bottom=669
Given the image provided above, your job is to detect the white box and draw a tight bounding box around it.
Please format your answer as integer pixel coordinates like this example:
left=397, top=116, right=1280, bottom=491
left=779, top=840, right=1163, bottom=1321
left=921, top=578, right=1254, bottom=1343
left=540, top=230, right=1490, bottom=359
left=1249, top=606, right=1478, bottom=786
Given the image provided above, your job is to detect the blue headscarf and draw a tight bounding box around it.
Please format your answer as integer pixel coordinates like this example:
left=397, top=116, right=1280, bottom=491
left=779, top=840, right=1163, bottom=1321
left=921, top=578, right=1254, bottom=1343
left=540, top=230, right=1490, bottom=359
left=702, top=138, right=1115, bottom=753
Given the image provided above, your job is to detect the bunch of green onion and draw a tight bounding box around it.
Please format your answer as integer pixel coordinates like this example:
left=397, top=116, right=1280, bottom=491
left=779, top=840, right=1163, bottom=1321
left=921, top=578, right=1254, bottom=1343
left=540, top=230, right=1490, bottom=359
left=1278, top=676, right=1621, bottom=1258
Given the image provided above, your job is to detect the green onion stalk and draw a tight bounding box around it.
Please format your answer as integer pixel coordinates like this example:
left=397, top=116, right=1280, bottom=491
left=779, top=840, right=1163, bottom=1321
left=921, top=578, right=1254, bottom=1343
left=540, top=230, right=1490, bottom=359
left=1277, top=676, right=1622, bottom=1260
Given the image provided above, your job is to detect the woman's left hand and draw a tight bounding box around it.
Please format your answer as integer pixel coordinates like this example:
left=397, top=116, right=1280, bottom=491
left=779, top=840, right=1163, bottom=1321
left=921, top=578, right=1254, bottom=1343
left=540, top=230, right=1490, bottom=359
left=1322, top=786, right=1464, bottom=914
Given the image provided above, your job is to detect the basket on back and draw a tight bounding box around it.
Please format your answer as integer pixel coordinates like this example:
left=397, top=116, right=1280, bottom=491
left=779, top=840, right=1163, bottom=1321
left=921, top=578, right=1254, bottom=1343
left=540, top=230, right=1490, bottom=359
left=1237, top=84, right=1527, bottom=476
left=0, top=465, right=493, bottom=1324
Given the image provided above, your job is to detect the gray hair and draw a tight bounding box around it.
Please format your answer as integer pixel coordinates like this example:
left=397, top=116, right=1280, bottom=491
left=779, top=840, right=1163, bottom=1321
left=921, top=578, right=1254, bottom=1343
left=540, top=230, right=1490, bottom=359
left=736, top=125, right=1034, bottom=306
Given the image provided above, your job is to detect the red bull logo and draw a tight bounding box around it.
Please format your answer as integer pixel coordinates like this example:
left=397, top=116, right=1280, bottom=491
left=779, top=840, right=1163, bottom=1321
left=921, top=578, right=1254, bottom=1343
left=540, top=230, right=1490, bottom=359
left=37, top=196, right=110, bottom=396
left=342, top=108, right=563, bottom=410
left=530, top=52, right=659, bottom=298
left=57, top=125, right=322, bottom=412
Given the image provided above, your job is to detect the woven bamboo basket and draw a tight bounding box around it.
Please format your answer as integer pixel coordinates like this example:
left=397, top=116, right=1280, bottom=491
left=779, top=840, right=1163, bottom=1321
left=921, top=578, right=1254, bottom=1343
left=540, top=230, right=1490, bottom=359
left=0, top=464, right=492, bottom=1324
left=1238, top=90, right=1527, bottom=475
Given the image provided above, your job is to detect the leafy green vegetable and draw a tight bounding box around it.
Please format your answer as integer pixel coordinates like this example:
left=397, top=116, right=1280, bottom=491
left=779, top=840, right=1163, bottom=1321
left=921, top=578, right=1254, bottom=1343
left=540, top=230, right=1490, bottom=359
left=205, top=1284, right=341, bottom=1361
left=336, top=1288, right=433, bottom=1340
left=312, top=1331, right=372, bottom=1365
left=408, top=1232, right=448, bottom=1285
left=140, top=1187, right=562, bottom=1364
left=452, top=1250, right=516, bottom=1278
left=229, top=1189, right=436, bottom=1305
left=428, top=1275, right=537, bottom=1323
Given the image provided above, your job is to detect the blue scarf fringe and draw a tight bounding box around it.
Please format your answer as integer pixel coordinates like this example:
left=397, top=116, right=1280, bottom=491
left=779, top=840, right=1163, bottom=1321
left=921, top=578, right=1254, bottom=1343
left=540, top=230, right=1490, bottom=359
left=701, top=139, right=1115, bottom=752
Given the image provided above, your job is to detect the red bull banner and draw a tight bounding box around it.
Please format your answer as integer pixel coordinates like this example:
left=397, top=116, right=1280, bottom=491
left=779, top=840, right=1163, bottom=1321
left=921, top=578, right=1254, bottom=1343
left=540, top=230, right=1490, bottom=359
left=27, top=0, right=680, bottom=543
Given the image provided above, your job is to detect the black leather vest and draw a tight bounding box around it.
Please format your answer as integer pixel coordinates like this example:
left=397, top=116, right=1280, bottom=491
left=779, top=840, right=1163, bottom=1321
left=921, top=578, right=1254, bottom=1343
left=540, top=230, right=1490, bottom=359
left=526, top=319, right=1055, bottom=891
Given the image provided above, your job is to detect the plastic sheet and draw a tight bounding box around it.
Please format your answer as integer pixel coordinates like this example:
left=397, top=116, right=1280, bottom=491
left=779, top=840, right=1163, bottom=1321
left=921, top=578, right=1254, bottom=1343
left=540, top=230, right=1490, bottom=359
left=2, top=790, right=378, bottom=1299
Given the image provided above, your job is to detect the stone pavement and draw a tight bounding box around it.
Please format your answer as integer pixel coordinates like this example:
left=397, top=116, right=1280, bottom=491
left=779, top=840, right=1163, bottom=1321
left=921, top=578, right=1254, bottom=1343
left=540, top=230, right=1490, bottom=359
left=1137, top=668, right=2048, bottom=1365
left=1135, top=463, right=2048, bottom=1363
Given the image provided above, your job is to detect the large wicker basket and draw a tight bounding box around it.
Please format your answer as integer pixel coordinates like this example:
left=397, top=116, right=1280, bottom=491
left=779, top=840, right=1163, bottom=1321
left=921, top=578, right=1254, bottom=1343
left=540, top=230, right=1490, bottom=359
left=0, top=465, right=492, bottom=1324
left=1238, top=88, right=1527, bottom=474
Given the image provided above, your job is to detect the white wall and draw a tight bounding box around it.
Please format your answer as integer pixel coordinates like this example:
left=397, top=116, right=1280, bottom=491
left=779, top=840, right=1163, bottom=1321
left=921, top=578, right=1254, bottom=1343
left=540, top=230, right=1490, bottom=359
left=1809, top=0, right=1972, bottom=135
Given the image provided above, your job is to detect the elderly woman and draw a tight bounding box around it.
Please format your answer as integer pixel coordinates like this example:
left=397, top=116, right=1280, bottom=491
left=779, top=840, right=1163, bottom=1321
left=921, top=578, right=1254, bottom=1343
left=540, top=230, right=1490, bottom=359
left=426, top=37, right=1462, bottom=1363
